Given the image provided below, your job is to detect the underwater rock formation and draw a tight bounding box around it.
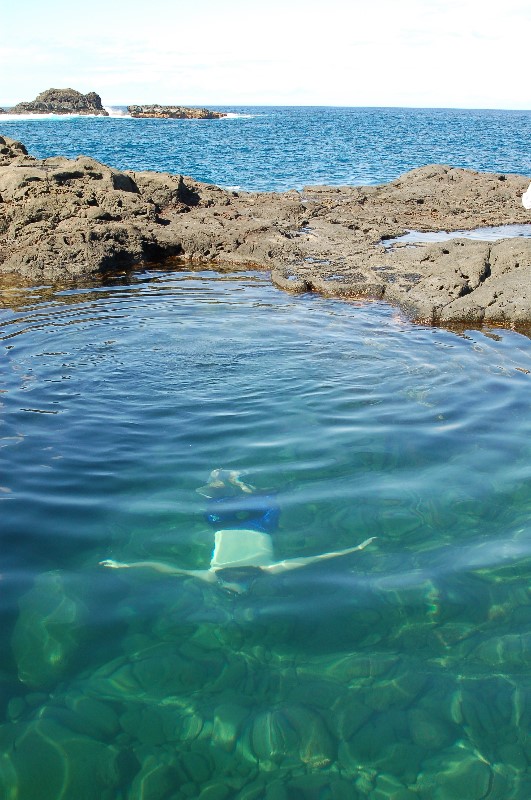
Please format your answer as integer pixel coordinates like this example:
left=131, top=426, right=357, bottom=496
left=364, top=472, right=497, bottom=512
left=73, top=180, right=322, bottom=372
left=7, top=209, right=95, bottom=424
left=0, top=134, right=530, bottom=328
left=11, top=571, right=88, bottom=689
left=0, top=717, right=135, bottom=800
left=1, top=560, right=529, bottom=799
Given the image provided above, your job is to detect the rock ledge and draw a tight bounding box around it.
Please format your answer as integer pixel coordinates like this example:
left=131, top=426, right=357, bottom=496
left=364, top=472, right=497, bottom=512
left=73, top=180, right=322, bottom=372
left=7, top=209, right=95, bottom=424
left=0, top=135, right=530, bottom=331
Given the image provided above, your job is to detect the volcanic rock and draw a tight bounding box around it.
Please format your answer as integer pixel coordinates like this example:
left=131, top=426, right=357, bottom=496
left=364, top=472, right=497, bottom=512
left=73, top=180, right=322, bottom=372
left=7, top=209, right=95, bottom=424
left=127, top=104, right=225, bottom=119
left=0, top=134, right=530, bottom=330
left=10, top=88, right=108, bottom=116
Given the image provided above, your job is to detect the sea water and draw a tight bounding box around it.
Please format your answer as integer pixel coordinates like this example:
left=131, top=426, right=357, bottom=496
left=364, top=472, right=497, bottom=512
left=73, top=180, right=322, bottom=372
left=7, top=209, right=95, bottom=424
left=2, top=105, right=531, bottom=190
left=0, top=109, right=530, bottom=799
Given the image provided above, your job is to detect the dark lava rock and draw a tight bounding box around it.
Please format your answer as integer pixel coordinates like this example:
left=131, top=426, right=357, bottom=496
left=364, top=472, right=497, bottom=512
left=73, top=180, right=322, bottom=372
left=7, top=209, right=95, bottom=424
left=127, top=104, right=225, bottom=119
left=0, top=135, right=529, bottom=329
left=10, top=88, right=108, bottom=116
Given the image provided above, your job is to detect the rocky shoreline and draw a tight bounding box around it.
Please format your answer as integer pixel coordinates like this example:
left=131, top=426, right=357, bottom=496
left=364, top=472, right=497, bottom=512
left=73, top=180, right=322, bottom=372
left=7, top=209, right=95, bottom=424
left=0, top=134, right=530, bottom=330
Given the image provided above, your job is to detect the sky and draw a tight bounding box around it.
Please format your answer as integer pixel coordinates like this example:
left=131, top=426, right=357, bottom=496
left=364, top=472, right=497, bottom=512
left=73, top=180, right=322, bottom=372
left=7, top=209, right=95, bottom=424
left=1, top=0, right=530, bottom=109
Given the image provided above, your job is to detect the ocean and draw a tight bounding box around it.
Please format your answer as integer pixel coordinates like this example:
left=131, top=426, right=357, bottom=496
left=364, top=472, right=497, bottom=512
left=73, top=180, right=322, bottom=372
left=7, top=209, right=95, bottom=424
left=2, top=105, right=531, bottom=191
left=0, top=108, right=531, bottom=800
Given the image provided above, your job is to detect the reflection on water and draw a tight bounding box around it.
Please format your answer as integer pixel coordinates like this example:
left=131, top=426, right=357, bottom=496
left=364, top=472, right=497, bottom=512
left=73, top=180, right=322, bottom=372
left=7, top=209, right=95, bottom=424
left=383, top=223, right=531, bottom=249
left=1, top=269, right=530, bottom=799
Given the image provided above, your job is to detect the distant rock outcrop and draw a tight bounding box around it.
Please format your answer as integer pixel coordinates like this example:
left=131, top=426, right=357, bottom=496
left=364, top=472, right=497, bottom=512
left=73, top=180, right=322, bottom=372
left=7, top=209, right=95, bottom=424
left=10, top=88, right=109, bottom=116
left=127, top=104, right=225, bottom=120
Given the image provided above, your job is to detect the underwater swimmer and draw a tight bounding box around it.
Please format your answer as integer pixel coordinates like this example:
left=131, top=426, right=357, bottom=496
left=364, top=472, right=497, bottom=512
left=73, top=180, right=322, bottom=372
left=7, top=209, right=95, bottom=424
left=100, top=470, right=375, bottom=594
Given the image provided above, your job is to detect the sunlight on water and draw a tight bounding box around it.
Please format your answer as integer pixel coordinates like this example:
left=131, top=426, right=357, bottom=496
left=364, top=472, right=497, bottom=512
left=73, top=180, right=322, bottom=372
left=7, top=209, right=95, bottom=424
left=1, top=269, right=530, bottom=799
left=383, top=224, right=531, bottom=249
left=2, top=106, right=531, bottom=190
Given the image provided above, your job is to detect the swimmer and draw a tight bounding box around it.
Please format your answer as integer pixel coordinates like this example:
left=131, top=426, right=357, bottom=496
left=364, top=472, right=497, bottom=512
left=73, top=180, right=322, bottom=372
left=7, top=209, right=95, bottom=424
left=100, top=469, right=375, bottom=594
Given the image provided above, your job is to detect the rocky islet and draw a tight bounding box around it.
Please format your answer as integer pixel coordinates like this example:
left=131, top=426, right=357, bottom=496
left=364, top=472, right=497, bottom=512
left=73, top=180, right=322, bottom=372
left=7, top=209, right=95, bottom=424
left=8, top=88, right=109, bottom=116
left=2, top=87, right=225, bottom=119
left=127, top=104, right=226, bottom=119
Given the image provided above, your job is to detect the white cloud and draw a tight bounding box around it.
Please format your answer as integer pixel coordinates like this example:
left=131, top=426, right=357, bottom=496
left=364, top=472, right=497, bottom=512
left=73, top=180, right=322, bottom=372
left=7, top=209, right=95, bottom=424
left=1, top=0, right=530, bottom=108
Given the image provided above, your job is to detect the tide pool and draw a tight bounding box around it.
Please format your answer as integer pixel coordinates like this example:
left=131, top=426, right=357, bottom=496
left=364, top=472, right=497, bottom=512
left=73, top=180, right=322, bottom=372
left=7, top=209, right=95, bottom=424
left=1, top=269, right=530, bottom=799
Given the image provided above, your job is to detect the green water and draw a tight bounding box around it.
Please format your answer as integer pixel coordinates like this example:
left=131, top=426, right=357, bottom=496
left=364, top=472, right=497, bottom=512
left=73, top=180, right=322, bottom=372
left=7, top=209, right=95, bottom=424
left=1, top=269, right=530, bottom=799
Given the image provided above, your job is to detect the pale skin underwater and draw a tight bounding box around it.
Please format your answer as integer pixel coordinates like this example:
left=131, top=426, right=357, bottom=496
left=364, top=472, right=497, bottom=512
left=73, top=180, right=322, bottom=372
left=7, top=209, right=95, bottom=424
left=100, top=532, right=376, bottom=593
left=100, top=470, right=376, bottom=593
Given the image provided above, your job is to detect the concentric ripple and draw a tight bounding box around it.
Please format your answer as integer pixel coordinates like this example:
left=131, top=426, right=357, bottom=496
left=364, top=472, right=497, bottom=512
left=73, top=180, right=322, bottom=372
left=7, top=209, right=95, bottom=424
left=1, top=269, right=530, bottom=799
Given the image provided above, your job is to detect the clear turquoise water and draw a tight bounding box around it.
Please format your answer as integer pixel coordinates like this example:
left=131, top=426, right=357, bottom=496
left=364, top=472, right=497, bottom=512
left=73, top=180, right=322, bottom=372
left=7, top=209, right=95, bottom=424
left=1, top=108, right=531, bottom=798
left=2, top=106, right=531, bottom=191
left=1, top=269, right=530, bottom=799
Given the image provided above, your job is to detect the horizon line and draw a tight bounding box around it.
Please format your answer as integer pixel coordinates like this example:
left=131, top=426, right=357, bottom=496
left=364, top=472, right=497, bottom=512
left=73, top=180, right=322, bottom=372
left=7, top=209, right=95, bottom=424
left=1, top=102, right=530, bottom=113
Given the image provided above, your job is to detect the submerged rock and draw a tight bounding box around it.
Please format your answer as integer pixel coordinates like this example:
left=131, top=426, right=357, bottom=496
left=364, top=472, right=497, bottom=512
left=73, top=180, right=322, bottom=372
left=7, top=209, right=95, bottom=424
left=84, top=642, right=224, bottom=704
left=129, top=752, right=182, bottom=800
left=474, top=631, right=531, bottom=667
left=414, top=746, right=493, bottom=800
left=0, top=717, right=134, bottom=800
left=285, top=705, right=335, bottom=768
left=251, top=707, right=300, bottom=765
left=212, top=703, right=250, bottom=752
left=407, top=707, right=454, bottom=751
left=10, top=88, right=109, bottom=116
left=288, top=773, right=363, bottom=799
left=12, top=571, right=88, bottom=689
left=250, top=704, right=334, bottom=768
left=371, top=773, right=417, bottom=800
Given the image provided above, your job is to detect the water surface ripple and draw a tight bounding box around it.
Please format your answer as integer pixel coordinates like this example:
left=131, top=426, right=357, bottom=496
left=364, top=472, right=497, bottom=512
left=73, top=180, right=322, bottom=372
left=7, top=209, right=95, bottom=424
left=1, top=270, right=531, bottom=799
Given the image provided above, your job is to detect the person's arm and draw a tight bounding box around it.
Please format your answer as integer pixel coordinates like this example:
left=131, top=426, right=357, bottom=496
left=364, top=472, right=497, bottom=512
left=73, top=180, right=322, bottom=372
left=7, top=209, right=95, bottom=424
left=99, top=559, right=217, bottom=583
left=264, top=537, right=376, bottom=575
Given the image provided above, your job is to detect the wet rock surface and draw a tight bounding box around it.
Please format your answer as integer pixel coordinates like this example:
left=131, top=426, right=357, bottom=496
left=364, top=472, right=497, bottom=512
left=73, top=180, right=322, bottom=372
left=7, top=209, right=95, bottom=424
left=9, top=88, right=108, bottom=116
left=127, top=104, right=225, bottom=119
left=0, top=135, right=530, bottom=328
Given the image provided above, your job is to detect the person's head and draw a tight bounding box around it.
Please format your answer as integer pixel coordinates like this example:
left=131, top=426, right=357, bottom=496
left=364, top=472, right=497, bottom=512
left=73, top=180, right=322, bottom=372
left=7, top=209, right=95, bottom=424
left=214, top=566, right=263, bottom=594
